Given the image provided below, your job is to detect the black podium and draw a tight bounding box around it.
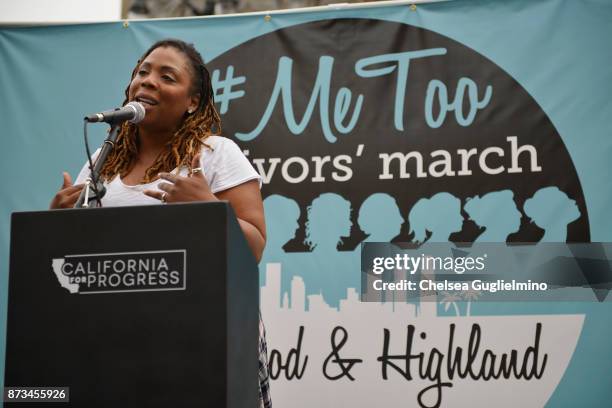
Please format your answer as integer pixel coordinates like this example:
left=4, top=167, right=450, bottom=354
left=5, top=202, right=259, bottom=407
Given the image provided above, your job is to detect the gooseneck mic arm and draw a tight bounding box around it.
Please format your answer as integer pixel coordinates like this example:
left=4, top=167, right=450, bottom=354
left=74, top=102, right=145, bottom=209
left=74, top=122, right=121, bottom=208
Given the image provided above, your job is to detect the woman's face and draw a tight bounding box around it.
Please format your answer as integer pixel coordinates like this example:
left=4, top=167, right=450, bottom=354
left=128, top=46, right=200, bottom=133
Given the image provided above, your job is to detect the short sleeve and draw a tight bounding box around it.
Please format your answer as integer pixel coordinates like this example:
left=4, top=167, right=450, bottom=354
left=205, top=137, right=262, bottom=194
left=75, top=148, right=101, bottom=185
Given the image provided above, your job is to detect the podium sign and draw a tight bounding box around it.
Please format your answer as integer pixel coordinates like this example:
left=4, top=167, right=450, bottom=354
left=5, top=202, right=258, bottom=407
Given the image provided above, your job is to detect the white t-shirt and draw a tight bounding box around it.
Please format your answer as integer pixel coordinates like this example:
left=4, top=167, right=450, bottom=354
left=75, top=135, right=261, bottom=207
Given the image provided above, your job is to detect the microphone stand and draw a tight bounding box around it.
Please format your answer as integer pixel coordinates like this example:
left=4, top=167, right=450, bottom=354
left=74, top=122, right=121, bottom=208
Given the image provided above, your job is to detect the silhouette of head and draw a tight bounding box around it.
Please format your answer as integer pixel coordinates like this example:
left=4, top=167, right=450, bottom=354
left=524, top=186, right=580, bottom=241
left=263, top=195, right=300, bottom=247
left=465, top=190, right=521, bottom=241
left=408, top=192, right=463, bottom=243
left=358, top=193, right=403, bottom=241
left=305, top=193, right=352, bottom=250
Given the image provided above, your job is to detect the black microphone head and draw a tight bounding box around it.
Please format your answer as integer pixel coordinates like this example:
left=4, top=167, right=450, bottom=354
left=84, top=102, right=146, bottom=124
left=126, top=101, right=146, bottom=124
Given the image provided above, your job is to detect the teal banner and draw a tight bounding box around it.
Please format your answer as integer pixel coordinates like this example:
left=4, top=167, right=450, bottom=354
left=1, top=0, right=611, bottom=406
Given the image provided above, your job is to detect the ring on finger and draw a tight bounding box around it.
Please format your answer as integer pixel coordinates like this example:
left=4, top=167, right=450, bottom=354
left=191, top=167, right=203, bottom=175
left=161, top=192, right=168, bottom=204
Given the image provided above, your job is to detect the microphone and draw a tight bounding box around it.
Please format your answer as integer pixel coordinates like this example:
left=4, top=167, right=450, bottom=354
left=84, top=101, right=145, bottom=124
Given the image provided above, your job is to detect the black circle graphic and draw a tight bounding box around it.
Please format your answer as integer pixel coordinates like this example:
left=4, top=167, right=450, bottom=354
left=208, top=19, right=589, bottom=248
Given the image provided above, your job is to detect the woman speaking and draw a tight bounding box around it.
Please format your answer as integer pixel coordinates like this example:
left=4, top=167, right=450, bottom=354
left=49, top=39, right=271, bottom=407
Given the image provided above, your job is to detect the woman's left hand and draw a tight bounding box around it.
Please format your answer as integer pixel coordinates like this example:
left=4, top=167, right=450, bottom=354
left=143, top=153, right=216, bottom=203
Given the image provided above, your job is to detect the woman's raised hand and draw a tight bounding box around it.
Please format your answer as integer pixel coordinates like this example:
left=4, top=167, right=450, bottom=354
left=49, top=172, right=84, bottom=209
left=144, top=153, right=216, bottom=204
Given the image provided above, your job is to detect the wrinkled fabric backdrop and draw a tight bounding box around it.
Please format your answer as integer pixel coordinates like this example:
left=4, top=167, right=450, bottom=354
left=1, top=0, right=611, bottom=406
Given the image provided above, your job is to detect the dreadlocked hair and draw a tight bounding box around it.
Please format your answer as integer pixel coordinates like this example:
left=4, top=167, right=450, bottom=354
left=100, top=39, right=221, bottom=183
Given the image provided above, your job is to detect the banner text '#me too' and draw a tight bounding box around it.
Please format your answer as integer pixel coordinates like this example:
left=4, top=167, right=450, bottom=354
left=213, top=49, right=543, bottom=184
